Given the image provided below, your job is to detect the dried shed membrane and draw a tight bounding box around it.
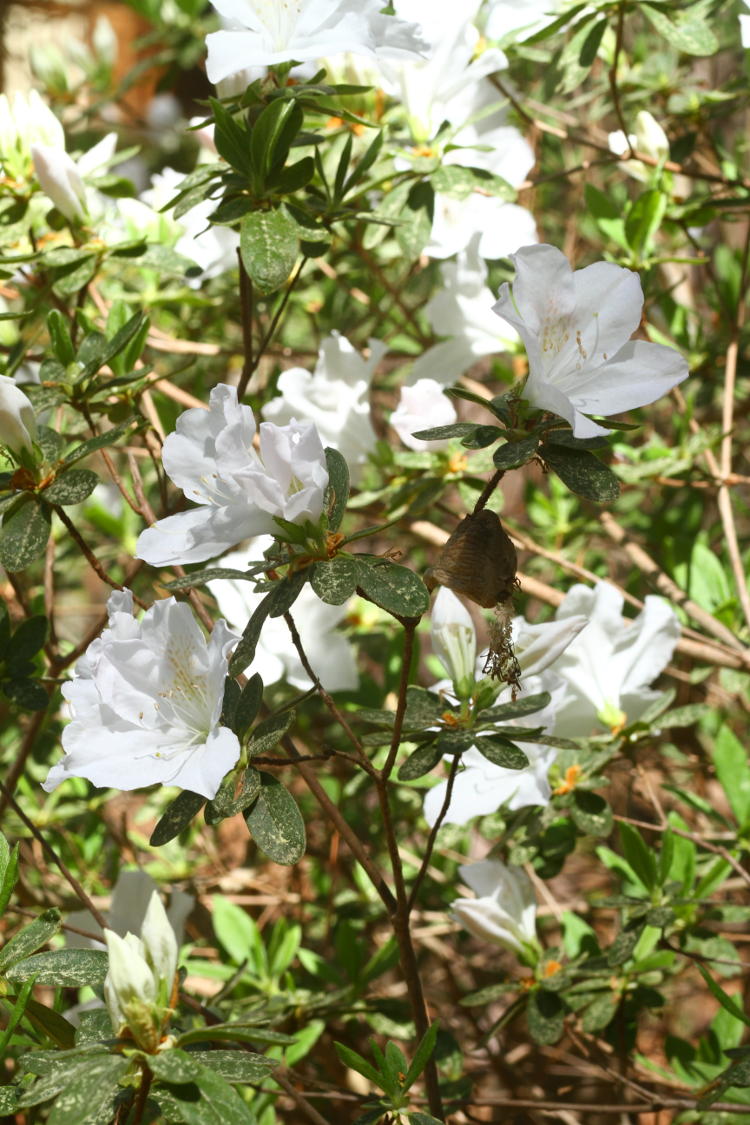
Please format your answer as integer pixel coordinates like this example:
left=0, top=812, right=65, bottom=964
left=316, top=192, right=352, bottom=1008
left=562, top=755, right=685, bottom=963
left=428, top=509, right=521, bottom=689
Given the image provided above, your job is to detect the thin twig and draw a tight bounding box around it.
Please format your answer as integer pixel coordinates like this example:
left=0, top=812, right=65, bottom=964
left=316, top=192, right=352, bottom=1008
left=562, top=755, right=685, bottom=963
left=0, top=783, right=108, bottom=929
left=407, top=753, right=462, bottom=914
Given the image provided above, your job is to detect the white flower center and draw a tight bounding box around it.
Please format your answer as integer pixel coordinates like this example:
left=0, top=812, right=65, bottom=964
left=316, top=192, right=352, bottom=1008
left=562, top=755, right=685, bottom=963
left=153, top=638, right=213, bottom=743
left=251, top=0, right=301, bottom=49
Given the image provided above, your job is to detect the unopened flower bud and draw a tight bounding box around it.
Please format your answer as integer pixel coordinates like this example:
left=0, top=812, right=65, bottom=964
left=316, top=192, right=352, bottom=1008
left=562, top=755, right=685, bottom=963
left=0, top=375, right=37, bottom=456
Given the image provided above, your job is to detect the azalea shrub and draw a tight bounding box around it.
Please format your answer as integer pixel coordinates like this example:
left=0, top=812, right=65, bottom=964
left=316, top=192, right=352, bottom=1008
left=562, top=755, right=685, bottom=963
left=1, top=1, right=750, bottom=1123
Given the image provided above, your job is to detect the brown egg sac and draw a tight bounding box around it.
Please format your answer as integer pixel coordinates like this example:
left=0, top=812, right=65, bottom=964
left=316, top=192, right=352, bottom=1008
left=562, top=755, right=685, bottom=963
left=429, top=509, right=518, bottom=609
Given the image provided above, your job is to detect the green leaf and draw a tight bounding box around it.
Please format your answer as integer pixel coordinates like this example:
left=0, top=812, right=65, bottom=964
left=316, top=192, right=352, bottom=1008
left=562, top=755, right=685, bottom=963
left=61, top=418, right=138, bottom=467
left=0, top=834, right=19, bottom=914
left=150, top=790, right=205, bottom=846
left=244, top=773, right=306, bottom=865
left=311, top=556, right=359, bottom=605
left=403, top=1021, right=439, bottom=1090
left=571, top=791, right=613, bottom=836
left=619, top=822, right=658, bottom=890
left=45, top=1055, right=132, bottom=1125
left=475, top=737, right=529, bottom=769
left=581, top=992, right=618, bottom=1033
left=234, top=673, right=264, bottom=737
left=17, top=1057, right=99, bottom=1109
left=479, top=693, right=551, bottom=722
left=431, top=164, right=513, bottom=200
left=249, top=98, right=303, bottom=185
left=150, top=1047, right=201, bottom=1085
left=210, top=98, right=252, bottom=175
left=239, top=207, right=299, bottom=295
left=526, top=990, right=565, bottom=1045
left=47, top=251, right=98, bottom=298
left=8, top=614, right=48, bottom=662
left=205, top=768, right=261, bottom=824
left=0, top=908, right=61, bottom=972
left=0, top=500, right=51, bottom=570
left=42, top=469, right=99, bottom=506
left=493, top=435, right=539, bottom=469
left=2, top=678, right=49, bottom=711
left=186, top=1050, right=275, bottom=1083
left=642, top=3, right=718, bottom=55
left=334, top=1041, right=384, bottom=1089
left=167, top=566, right=266, bottom=591
left=229, top=591, right=274, bottom=675
left=177, top=1022, right=295, bottom=1049
left=540, top=443, right=620, bottom=502
left=47, top=309, right=75, bottom=365
left=397, top=742, right=443, bottom=780
left=697, top=964, right=750, bottom=1026
left=411, top=422, right=477, bottom=441
left=247, top=709, right=294, bottom=757
left=713, top=725, right=750, bottom=827
left=396, top=181, right=434, bottom=258
left=606, top=926, right=643, bottom=967
left=155, top=1066, right=257, bottom=1125
left=356, top=558, right=429, bottom=619
left=624, top=189, right=667, bottom=259
left=325, top=445, right=349, bottom=531
left=6, top=948, right=108, bottom=988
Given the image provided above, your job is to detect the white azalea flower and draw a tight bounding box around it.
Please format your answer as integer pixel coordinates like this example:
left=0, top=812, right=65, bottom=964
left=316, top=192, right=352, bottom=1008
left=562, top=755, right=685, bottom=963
left=31, top=132, right=118, bottom=223
left=0, top=375, right=37, bottom=456
left=485, top=0, right=563, bottom=43
left=382, top=0, right=507, bottom=143
left=135, top=384, right=330, bottom=567
left=547, top=581, right=680, bottom=736
left=740, top=1, right=750, bottom=46
left=104, top=891, right=178, bottom=1049
left=430, top=587, right=476, bottom=692
left=261, top=333, right=383, bottom=484
left=423, top=593, right=587, bottom=826
left=427, top=195, right=537, bottom=261
left=608, top=110, right=670, bottom=183
left=493, top=243, right=689, bottom=438
left=205, top=0, right=426, bottom=85
left=67, top=870, right=193, bottom=952
left=410, top=236, right=518, bottom=386
left=42, top=590, right=241, bottom=800
left=390, top=379, right=457, bottom=451
left=208, top=541, right=359, bottom=692
left=0, top=90, right=64, bottom=180
left=452, top=859, right=538, bottom=956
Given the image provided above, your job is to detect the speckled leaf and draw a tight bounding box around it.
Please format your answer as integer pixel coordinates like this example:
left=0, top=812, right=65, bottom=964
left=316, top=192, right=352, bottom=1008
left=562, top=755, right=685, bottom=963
left=0, top=500, right=51, bottom=571
left=356, top=559, right=428, bottom=619
left=311, top=556, right=359, bottom=604
left=7, top=948, right=108, bottom=988
left=540, top=444, right=620, bottom=502
left=150, top=790, right=205, bottom=846
left=244, top=773, right=305, bottom=865
left=45, top=1054, right=129, bottom=1124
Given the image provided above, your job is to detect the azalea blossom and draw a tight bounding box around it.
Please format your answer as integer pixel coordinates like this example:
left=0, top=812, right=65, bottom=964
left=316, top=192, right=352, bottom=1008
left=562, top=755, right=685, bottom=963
left=423, top=590, right=587, bottom=826
left=493, top=243, right=689, bottom=438
left=42, top=590, right=241, bottom=800
left=390, top=379, right=457, bottom=451
left=67, top=869, right=193, bottom=953
left=104, top=891, right=178, bottom=1050
left=410, top=235, right=518, bottom=386
left=608, top=110, right=670, bottom=183
left=740, top=1, right=750, bottom=47
left=31, top=132, right=118, bottom=223
left=485, top=0, right=564, bottom=43
left=261, top=333, right=383, bottom=483
left=0, top=90, right=64, bottom=181
left=0, top=375, right=37, bottom=456
left=452, top=859, right=539, bottom=957
left=208, top=540, right=359, bottom=692
left=545, top=581, right=680, bottom=736
left=136, top=384, right=330, bottom=567
left=204, top=0, right=426, bottom=86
